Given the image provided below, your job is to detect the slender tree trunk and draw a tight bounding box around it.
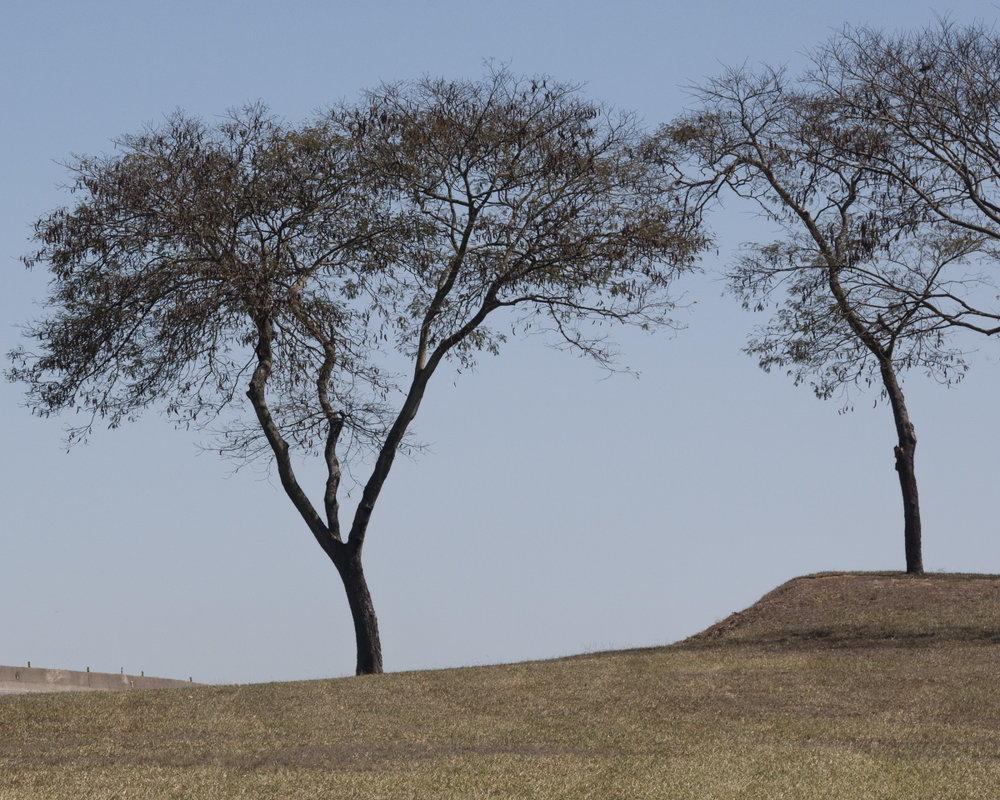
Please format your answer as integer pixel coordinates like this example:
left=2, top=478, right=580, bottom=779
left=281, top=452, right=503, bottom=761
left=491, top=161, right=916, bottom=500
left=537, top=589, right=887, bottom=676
left=879, top=362, right=923, bottom=574
left=822, top=263, right=924, bottom=575
left=893, top=441, right=922, bottom=574
left=333, top=549, right=383, bottom=675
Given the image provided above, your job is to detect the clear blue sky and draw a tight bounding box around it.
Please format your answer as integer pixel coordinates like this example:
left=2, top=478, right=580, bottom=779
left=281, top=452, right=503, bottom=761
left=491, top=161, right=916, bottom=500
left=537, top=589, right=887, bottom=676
left=2, top=0, right=998, bottom=685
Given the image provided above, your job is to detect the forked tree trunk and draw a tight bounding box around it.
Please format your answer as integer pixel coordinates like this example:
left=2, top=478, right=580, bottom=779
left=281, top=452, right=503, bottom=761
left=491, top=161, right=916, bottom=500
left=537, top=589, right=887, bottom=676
left=334, top=550, right=383, bottom=675
left=247, top=323, right=386, bottom=675
left=880, top=362, right=923, bottom=574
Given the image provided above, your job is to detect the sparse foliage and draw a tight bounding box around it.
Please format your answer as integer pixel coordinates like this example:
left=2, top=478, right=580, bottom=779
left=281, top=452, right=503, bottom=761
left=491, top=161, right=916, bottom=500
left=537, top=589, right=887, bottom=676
left=806, top=18, right=1000, bottom=336
left=812, top=19, right=1000, bottom=292
left=9, top=105, right=397, bottom=458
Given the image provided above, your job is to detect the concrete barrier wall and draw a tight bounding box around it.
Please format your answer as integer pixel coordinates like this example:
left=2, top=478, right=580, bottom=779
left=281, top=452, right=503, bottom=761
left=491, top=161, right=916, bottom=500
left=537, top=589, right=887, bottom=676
left=0, top=665, right=197, bottom=694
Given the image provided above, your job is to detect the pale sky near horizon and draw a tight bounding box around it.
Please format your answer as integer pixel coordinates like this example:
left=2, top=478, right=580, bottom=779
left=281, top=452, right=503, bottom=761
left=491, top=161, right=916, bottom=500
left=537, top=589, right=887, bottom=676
left=2, top=0, right=998, bottom=685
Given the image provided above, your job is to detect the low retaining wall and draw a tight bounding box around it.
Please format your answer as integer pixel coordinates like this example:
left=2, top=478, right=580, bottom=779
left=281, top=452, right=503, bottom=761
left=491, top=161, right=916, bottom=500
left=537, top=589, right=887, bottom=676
left=0, top=665, right=196, bottom=694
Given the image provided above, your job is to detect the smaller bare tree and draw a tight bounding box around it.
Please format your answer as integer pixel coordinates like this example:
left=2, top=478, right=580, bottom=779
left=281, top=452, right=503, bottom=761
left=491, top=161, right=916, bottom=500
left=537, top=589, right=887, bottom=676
left=667, top=65, right=994, bottom=573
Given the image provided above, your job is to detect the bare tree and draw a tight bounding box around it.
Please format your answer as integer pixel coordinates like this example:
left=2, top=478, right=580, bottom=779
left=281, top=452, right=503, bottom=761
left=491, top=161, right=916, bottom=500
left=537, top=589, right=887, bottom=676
left=9, top=70, right=703, bottom=674
left=667, top=66, right=993, bottom=573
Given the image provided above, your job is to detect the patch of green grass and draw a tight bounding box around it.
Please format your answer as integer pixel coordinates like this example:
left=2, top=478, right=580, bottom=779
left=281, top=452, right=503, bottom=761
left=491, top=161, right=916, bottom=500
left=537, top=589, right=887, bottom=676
left=3, top=573, right=1000, bottom=798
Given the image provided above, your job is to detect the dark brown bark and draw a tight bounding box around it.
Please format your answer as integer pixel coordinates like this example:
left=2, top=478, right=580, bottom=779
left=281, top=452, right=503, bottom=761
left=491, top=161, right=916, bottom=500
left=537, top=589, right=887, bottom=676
left=894, top=442, right=923, bottom=574
left=246, top=319, right=386, bottom=674
left=334, top=548, right=383, bottom=675
left=881, top=364, right=923, bottom=574
left=825, top=260, right=924, bottom=575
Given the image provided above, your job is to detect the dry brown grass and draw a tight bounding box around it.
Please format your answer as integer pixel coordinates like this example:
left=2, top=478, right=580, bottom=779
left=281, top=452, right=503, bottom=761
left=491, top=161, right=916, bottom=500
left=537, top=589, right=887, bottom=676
left=687, top=572, right=1000, bottom=648
left=3, top=572, right=1000, bottom=798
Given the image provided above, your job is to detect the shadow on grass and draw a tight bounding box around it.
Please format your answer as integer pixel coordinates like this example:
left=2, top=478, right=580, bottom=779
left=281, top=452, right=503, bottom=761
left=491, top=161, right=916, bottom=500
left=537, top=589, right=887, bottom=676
left=676, top=625, right=1000, bottom=651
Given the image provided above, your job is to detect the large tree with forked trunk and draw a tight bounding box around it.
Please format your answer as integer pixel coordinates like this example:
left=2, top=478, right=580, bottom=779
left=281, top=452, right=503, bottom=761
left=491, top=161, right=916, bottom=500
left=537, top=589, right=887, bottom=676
left=9, top=69, right=703, bottom=674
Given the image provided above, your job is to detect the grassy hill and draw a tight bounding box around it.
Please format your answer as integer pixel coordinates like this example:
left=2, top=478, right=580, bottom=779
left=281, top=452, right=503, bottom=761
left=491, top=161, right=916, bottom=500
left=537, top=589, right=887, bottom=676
left=2, top=572, right=999, bottom=799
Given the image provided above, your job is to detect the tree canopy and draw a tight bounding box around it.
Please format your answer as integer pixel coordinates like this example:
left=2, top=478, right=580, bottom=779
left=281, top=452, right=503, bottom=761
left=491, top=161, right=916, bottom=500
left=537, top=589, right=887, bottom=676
left=814, top=19, right=1000, bottom=272
left=10, top=68, right=704, bottom=673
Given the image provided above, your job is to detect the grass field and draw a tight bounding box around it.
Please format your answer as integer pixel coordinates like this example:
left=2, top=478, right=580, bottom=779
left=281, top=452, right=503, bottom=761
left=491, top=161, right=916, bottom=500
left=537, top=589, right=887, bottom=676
left=2, top=572, right=999, bottom=799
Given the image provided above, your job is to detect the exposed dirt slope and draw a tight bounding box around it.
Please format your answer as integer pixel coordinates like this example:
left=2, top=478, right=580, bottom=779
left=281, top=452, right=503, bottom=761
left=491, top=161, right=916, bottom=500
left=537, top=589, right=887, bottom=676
left=682, top=571, right=1000, bottom=649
